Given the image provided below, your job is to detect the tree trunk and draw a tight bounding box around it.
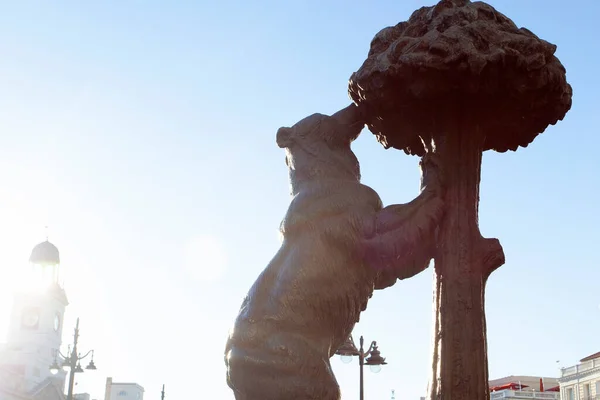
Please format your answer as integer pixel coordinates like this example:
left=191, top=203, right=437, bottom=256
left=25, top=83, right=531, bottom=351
left=427, top=119, right=505, bottom=400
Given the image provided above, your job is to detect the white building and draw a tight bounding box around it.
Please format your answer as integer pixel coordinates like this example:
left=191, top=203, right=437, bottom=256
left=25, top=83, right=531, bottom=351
left=558, top=351, right=600, bottom=400
left=103, top=378, right=144, bottom=400
left=489, top=375, right=560, bottom=399
left=0, top=240, right=68, bottom=400
left=417, top=376, right=560, bottom=399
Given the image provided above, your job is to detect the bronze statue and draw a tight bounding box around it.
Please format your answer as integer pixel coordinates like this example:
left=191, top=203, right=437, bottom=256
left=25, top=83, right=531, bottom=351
left=348, top=0, right=572, bottom=398
left=224, top=104, right=446, bottom=400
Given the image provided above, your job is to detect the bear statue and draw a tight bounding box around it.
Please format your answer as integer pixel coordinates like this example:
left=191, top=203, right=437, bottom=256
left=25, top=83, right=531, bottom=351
left=224, top=104, right=446, bottom=400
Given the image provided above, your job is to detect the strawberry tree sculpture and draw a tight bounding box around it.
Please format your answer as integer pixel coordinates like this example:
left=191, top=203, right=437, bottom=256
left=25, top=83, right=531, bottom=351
left=349, top=0, right=572, bottom=398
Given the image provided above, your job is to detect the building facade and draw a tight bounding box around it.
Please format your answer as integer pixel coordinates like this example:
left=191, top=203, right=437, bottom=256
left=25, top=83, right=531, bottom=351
left=103, top=379, right=144, bottom=400
left=559, top=352, right=600, bottom=400
left=0, top=240, right=68, bottom=400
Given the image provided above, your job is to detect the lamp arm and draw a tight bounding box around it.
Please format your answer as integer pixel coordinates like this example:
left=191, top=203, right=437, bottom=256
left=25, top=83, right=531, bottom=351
left=78, top=349, right=94, bottom=360
left=364, top=341, right=377, bottom=357
left=57, top=350, right=69, bottom=359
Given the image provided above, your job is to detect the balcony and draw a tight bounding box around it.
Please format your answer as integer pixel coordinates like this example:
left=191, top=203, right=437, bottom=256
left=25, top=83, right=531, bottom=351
left=490, top=390, right=560, bottom=399
left=561, top=359, right=600, bottom=379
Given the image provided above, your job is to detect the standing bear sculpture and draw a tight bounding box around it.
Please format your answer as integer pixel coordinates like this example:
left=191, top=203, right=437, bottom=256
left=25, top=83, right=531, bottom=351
left=224, top=104, right=446, bottom=400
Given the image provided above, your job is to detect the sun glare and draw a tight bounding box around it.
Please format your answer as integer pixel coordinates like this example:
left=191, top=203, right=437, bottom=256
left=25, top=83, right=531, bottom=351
left=0, top=188, right=53, bottom=342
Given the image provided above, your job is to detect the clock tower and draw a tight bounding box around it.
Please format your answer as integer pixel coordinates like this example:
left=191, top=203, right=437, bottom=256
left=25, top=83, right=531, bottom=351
left=0, top=239, right=68, bottom=393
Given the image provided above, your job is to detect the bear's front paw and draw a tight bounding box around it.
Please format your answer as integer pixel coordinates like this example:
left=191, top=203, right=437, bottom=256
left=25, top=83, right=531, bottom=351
left=421, top=152, right=442, bottom=171
left=420, top=152, right=445, bottom=193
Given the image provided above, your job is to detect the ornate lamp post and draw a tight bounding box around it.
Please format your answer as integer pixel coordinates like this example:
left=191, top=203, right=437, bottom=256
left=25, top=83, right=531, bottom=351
left=335, top=335, right=387, bottom=400
left=49, top=318, right=97, bottom=400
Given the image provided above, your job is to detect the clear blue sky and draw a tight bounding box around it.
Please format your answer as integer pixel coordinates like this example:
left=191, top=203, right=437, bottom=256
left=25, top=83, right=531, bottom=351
left=0, top=1, right=598, bottom=399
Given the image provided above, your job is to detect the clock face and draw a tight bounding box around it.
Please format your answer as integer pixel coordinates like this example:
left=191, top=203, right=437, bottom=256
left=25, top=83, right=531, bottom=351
left=21, top=308, right=40, bottom=329
left=54, top=314, right=60, bottom=332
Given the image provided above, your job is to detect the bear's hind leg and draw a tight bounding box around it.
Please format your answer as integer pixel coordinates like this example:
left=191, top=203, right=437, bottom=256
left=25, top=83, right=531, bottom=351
left=228, top=347, right=340, bottom=400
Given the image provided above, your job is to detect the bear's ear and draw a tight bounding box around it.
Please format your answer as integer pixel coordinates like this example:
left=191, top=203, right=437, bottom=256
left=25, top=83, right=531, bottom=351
left=276, top=127, right=294, bottom=148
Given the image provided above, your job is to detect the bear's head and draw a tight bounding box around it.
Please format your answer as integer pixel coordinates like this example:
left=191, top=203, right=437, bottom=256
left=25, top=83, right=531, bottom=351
left=276, top=104, right=366, bottom=194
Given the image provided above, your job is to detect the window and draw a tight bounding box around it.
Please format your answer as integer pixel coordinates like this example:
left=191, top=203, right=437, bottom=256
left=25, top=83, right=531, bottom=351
left=584, top=384, right=590, bottom=399
left=118, top=391, right=127, bottom=397
left=596, top=382, right=600, bottom=397
left=566, top=387, right=574, bottom=400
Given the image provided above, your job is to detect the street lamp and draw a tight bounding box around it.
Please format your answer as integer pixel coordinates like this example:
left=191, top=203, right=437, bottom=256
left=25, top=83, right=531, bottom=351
left=335, top=335, right=387, bottom=400
left=49, top=317, right=97, bottom=400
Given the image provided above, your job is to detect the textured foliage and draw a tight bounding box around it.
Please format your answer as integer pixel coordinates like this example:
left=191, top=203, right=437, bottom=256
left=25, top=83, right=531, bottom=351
left=349, top=0, right=573, bottom=155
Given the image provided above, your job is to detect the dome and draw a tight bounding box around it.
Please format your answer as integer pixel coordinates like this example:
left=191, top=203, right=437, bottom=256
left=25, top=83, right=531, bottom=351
left=29, top=240, right=60, bottom=265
